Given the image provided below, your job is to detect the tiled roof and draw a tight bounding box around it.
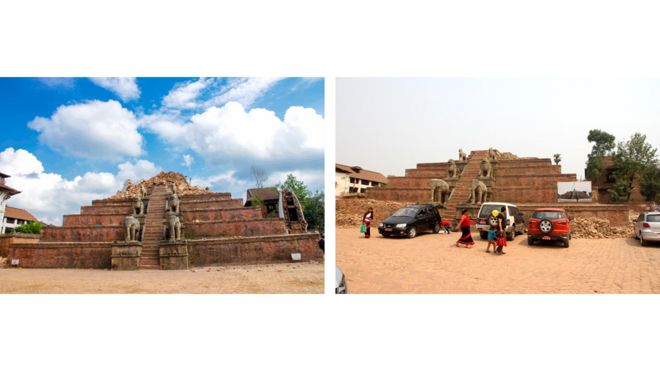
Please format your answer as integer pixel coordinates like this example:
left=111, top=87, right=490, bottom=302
left=246, top=187, right=280, bottom=201
left=336, top=163, right=388, bottom=184
left=4, top=206, right=38, bottom=222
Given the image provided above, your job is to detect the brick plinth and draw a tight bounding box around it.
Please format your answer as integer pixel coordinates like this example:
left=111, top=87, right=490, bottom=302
left=188, top=233, right=322, bottom=266
left=8, top=242, right=113, bottom=268
left=186, top=219, right=287, bottom=238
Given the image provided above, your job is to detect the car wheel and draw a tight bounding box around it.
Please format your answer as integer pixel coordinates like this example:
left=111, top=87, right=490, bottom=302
left=562, top=239, right=570, bottom=248
left=408, top=227, right=417, bottom=239
left=480, top=231, right=488, bottom=239
left=527, top=236, right=534, bottom=246
left=433, top=224, right=440, bottom=234
left=641, top=235, right=648, bottom=246
left=506, top=226, right=515, bottom=241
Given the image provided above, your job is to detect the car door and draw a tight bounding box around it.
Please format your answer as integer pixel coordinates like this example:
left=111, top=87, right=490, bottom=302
left=416, top=208, right=428, bottom=231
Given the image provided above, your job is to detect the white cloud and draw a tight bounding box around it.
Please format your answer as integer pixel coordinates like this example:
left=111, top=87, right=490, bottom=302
left=116, top=159, right=161, bottom=183
left=162, top=78, right=211, bottom=109
left=0, top=148, right=44, bottom=175
left=0, top=148, right=159, bottom=225
left=205, top=77, right=284, bottom=108
left=182, top=154, right=194, bottom=169
left=89, top=77, right=140, bottom=101
left=36, top=78, right=75, bottom=88
left=266, top=169, right=325, bottom=193
left=191, top=170, right=250, bottom=200
left=144, top=102, right=324, bottom=163
left=28, top=100, right=143, bottom=161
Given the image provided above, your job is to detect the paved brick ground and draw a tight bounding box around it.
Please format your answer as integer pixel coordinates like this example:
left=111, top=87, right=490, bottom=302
left=0, top=261, right=323, bottom=294
left=336, top=228, right=660, bottom=293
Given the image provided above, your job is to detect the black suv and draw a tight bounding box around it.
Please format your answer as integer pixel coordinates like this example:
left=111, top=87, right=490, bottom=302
left=378, top=204, right=443, bottom=238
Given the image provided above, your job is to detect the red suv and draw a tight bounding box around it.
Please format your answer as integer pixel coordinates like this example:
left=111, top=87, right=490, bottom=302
left=527, top=208, right=572, bottom=247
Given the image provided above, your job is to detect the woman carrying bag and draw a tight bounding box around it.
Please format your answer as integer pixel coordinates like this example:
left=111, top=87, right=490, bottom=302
left=362, top=207, right=374, bottom=238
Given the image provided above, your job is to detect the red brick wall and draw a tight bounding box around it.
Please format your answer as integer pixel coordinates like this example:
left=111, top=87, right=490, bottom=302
left=80, top=205, right=134, bottom=215
left=182, top=207, right=262, bottom=223
left=188, top=233, right=322, bottom=266
left=518, top=204, right=630, bottom=226
left=181, top=192, right=232, bottom=201
left=8, top=242, right=113, bottom=268
left=186, top=219, right=287, bottom=238
left=62, top=214, right=127, bottom=227
left=387, top=177, right=437, bottom=188
left=0, top=235, right=40, bottom=257
left=494, top=174, right=577, bottom=187
left=180, top=199, right=244, bottom=211
left=40, top=226, right=124, bottom=242
left=494, top=167, right=562, bottom=176
left=405, top=168, right=448, bottom=177
left=367, top=188, right=431, bottom=203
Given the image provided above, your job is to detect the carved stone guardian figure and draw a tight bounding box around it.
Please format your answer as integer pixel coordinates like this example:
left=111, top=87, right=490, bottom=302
left=469, top=179, right=488, bottom=204
left=480, top=158, right=492, bottom=179
left=134, top=196, right=144, bottom=215
left=125, top=215, right=141, bottom=242
left=165, top=211, right=182, bottom=241
left=448, top=160, right=458, bottom=179
left=429, top=179, right=451, bottom=204
left=458, top=148, right=467, bottom=161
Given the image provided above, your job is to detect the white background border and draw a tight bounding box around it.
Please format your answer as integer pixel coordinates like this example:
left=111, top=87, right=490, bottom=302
left=2, top=1, right=660, bottom=370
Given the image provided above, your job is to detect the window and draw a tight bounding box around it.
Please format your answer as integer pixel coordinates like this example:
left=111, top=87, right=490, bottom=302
left=361, top=179, right=369, bottom=185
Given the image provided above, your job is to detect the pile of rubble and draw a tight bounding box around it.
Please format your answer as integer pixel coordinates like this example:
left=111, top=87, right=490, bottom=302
left=336, top=197, right=407, bottom=227
left=570, top=217, right=634, bottom=239
left=110, top=171, right=210, bottom=199
left=493, top=151, right=519, bottom=161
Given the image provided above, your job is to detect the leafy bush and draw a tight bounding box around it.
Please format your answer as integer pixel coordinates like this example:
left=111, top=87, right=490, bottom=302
left=13, top=221, right=44, bottom=234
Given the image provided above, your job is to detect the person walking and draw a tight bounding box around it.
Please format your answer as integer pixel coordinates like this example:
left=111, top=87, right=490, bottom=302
left=455, top=209, right=475, bottom=248
left=485, top=210, right=498, bottom=253
left=362, top=207, right=374, bottom=238
left=495, top=206, right=507, bottom=254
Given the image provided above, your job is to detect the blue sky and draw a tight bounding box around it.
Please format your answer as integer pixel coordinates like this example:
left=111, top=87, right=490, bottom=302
left=0, top=77, right=324, bottom=224
left=337, top=78, right=660, bottom=179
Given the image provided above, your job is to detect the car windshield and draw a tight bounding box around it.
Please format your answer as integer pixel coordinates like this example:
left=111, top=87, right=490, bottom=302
left=392, top=207, right=418, bottom=217
left=532, top=211, right=566, bottom=219
left=647, top=214, right=660, bottom=222
left=478, top=205, right=503, bottom=218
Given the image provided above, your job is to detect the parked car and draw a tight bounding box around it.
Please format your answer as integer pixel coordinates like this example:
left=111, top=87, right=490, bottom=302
left=634, top=212, right=660, bottom=246
left=378, top=204, right=443, bottom=238
left=336, top=266, right=348, bottom=294
left=527, top=208, right=572, bottom=247
left=475, top=202, right=525, bottom=241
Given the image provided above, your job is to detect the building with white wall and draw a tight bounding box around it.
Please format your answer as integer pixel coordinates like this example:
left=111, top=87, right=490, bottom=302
left=335, top=164, right=388, bottom=196
left=0, top=172, right=21, bottom=233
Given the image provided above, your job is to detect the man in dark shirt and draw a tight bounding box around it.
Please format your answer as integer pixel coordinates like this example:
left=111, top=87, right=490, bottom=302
left=496, top=206, right=507, bottom=254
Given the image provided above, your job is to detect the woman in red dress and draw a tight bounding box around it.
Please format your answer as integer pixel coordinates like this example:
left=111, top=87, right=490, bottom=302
left=455, top=209, right=475, bottom=248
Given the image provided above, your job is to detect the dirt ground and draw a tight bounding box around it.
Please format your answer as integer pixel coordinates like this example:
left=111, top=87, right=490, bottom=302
left=0, top=261, right=323, bottom=294
left=336, top=228, right=660, bottom=294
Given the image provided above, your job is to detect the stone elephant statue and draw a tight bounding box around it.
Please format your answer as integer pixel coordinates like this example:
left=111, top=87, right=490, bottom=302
left=469, top=179, right=488, bottom=204
left=458, top=148, right=467, bottom=161
left=480, top=158, right=492, bottom=178
left=448, top=160, right=458, bottom=179
left=125, top=215, right=141, bottom=242
left=164, top=211, right=182, bottom=241
left=429, top=179, right=451, bottom=204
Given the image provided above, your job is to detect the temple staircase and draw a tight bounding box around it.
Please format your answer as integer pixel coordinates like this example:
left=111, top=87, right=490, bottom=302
left=139, top=184, right=170, bottom=269
left=443, top=150, right=489, bottom=220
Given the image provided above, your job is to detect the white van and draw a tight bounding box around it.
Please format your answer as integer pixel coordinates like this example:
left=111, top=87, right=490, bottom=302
left=475, top=202, right=525, bottom=241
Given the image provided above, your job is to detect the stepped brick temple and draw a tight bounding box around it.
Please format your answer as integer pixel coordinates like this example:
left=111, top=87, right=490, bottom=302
left=366, top=149, right=629, bottom=225
left=7, top=172, right=322, bottom=270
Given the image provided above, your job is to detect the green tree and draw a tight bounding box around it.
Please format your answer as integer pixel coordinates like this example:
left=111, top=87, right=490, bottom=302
left=13, top=221, right=44, bottom=234
left=609, top=133, right=658, bottom=201
left=277, top=173, right=311, bottom=202
left=585, top=129, right=616, bottom=180
left=640, top=164, right=660, bottom=202
left=553, top=153, right=561, bottom=165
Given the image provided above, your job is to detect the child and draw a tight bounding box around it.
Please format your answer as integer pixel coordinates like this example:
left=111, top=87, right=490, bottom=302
left=441, top=219, right=452, bottom=234
left=495, top=231, right=507, bottom=255
left=486, top=210, right=498, bottom=253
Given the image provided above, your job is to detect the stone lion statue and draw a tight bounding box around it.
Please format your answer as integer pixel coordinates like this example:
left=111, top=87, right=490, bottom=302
left=458, top=148, right=467, bottom=161
left=165, top=211, right=182, bottom=241
left=429, top=179, right=450, bottom=204
left=469, top=179, right=488, bottom=204
left=125, top=215, right=141, bottom=242
left=166, top=191, right=180, bottom=213
left=480, top=158, right=492, bottom=179
left=448, top=160, right=458, bottom=179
